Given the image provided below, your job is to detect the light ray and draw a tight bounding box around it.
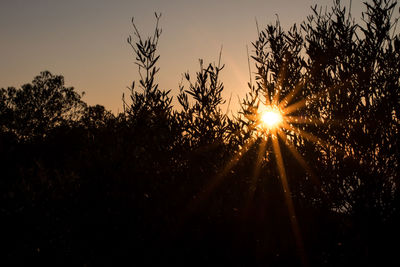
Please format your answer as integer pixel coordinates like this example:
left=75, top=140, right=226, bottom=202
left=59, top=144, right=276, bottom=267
left=264, top=88, right=272, bottom=106
left=272, top=84, right=282, bottom=107
left=282, top=81, right=346, bottom=115
left=273, top=55, right=289, bottom=106
left=277, top=129, right=320, bottom=186
left=272, top=129, right=307, bottom=266
left=279, top=78, right=307, bottom=110
left=187, top=137, right=257, bottom=213
left=285, top=116, right=341, bottom=126
left=282, top=122, right=357, bottom=165
left=281, top=122, right=331, bottom=149
left=244, top=137, right=268, bottom=213
left=282, top=97, right=308, bottom=115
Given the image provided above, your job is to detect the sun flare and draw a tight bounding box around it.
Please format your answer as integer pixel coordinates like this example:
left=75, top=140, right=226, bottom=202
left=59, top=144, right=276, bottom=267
left=261, top=108, right=283, bottom=129
left=190, top=59, right=344, bottom=267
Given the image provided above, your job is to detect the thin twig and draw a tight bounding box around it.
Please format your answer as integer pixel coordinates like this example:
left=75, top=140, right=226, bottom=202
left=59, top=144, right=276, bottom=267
left=255, top=17, right=260, bottom=36
left=218, top=45, right=223, bottom=69
left=246, top=45, right=253, bottom=88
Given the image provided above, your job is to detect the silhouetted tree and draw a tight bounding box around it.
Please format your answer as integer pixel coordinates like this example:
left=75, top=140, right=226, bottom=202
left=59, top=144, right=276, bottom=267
left=0, top=71, right=85, bottom=141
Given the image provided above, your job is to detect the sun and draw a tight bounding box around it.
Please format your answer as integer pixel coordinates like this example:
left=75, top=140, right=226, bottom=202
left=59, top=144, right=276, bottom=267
left=260, top=108, right=283, bottom=129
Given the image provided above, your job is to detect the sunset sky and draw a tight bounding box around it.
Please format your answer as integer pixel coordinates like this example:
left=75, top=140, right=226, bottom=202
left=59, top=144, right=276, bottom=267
left=0, top=0, right=363, bottom=113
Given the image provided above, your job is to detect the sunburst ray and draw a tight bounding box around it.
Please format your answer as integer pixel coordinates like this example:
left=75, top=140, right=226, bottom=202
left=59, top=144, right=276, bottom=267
left=285, top=116, right=340, bottom=126
left=278, top=78, right=307, bottom=110
left=276, top=129, right=320, bottom=186
left=272, top=129, right=307, bottom=266
left=281, top=121, right=331, bottom=148
left=187, top=137, right=257, bottom=213
left=282, top=80, right=348, bottom=115
left=244, top=137, right=268, bottom=213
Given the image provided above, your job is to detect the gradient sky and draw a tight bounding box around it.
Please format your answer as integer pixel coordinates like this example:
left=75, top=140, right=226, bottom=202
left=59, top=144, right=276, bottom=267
left=0, top=0, right=365, bottom=113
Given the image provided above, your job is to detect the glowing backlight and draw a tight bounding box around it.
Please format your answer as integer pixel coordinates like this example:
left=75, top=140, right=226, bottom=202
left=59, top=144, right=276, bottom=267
left=261, top=109, right=283, bottom=128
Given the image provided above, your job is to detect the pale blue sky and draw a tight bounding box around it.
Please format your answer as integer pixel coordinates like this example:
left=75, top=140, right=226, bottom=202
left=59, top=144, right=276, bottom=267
left=0, top=0, right=365, bottom=113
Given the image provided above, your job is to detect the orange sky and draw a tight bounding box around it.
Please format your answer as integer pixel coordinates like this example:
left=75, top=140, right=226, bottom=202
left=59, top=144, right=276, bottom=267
left=0, top=0, right=364, bottom=113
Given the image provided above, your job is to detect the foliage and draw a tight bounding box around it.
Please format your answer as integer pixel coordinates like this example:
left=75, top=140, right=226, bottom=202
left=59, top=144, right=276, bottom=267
left=176, top=58, right=227, bottom=148
left=124, top=13, right=172, bottom=126
left=0, top=71, right=85, bottom=140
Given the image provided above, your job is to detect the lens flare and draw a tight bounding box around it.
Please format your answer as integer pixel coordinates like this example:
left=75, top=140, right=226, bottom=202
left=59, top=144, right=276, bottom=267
left=261, top=108, right=283, bottom=128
